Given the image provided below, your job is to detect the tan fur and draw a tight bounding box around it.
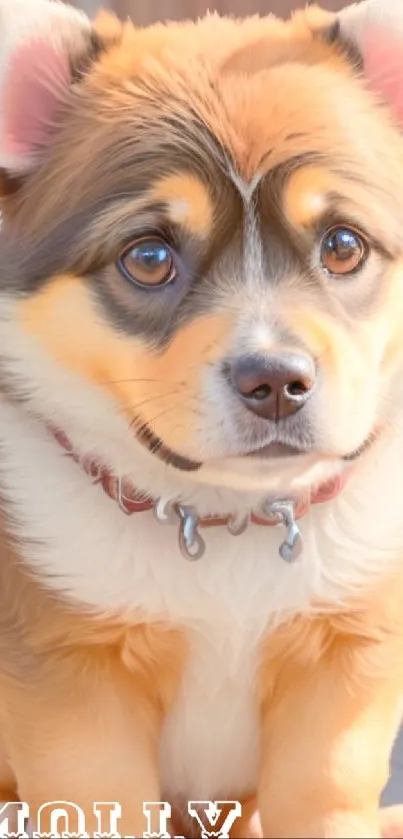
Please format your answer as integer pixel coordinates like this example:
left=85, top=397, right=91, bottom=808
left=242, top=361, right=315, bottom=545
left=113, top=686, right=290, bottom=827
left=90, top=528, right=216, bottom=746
left=7, top=4, right=401, bottom=232
left=17, top=276, right=233, bottom=453
left=257, top=577, right=403, bottom=837
left=151, top=173, right=214, bottom=238
left=93, top=8, right=123, bottom=42
left=280, top=259, right=403, bottom=450
left=0, top=522, right=187, bottom=835
left=283, top=167, right=337, bottom=230
left=1, top=521, right=403, bottom=836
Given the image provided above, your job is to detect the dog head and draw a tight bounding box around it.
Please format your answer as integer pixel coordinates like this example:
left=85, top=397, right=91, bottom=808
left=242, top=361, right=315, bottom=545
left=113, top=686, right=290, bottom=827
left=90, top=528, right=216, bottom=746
left=1, top=0, right=403, bottom=506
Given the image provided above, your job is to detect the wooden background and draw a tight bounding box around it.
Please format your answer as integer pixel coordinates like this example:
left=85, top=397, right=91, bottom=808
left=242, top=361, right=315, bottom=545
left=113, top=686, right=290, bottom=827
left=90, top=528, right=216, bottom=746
left=73, top=0, right=348, bottom=26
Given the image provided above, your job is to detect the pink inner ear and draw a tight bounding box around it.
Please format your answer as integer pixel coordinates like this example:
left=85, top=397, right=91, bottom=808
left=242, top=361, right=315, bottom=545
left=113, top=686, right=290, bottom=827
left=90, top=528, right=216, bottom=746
left=3, top=38, right=71, bottom=164
left=363, top=25, right=403, bottom=126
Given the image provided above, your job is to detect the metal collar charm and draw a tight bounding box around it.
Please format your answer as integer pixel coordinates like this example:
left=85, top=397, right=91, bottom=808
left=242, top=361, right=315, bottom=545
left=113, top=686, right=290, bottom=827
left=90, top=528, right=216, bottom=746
left=154, top=497, right=303, bottom=563
left=266, top=500, right=303, bottom=563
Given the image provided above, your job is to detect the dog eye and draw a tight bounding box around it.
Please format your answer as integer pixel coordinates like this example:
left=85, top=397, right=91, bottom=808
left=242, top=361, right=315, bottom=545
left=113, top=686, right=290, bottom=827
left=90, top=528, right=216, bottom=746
left=320, top=226, right=368, bottom=276
left=117, top=237, right=177, bottom=288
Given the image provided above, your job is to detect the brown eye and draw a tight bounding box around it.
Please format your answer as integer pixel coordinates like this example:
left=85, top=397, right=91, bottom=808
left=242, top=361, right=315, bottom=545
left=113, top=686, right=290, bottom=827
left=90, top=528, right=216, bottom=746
left=320, top=226, right=368, bottom=276
left=117, top=237, right=176, bottom=287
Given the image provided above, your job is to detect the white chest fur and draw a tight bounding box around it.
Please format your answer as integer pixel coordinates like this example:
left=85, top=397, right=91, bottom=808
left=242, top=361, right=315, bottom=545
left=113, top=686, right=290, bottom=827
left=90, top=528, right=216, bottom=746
left=1, top=403, right=403, bottom=800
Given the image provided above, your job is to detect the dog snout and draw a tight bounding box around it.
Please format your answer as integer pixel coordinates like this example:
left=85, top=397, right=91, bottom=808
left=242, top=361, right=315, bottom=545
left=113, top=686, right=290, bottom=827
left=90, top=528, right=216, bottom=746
left=227, top=351, right=316, bottom=422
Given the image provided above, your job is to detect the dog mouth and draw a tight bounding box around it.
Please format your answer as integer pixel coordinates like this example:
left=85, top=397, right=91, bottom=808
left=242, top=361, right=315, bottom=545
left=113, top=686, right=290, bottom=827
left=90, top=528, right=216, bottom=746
left=341, top=429, right=379, bottom=461
left=248, top=430, right=378, bottom=463
left=135, top=418, right=379, bottom=473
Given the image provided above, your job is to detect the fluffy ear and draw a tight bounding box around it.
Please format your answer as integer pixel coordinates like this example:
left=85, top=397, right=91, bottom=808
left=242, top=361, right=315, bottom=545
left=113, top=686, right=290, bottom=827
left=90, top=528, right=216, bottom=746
left=0, top=0, right=96, bottom=175
left=338, top=0, right=403, bottom=125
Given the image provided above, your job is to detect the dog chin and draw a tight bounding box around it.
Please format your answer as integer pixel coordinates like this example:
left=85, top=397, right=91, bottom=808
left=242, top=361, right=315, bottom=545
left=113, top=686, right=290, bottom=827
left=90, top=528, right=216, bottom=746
left=187, top=449, right=345, bottom=496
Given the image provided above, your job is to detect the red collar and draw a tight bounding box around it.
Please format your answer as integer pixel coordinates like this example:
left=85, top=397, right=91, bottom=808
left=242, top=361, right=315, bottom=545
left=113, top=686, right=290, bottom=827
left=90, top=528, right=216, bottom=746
left=50, top=426, right=351, bottom=562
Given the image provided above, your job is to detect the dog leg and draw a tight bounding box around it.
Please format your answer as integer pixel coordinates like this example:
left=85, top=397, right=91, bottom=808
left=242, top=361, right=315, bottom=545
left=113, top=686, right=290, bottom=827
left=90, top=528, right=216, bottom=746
left=258, top=614, right=403, bottom=838
left=0, top=639, right=184, bottom=837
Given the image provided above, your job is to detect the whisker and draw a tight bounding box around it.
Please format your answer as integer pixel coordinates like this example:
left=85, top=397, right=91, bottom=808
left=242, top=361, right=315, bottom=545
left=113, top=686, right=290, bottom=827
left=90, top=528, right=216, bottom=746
left=123, top=390, right=183, bottom=415
left=130, top=403, right=203, bottom=448
left=122, top=388, right=207, bottom=420
left=98, top=377, right=186, bottom=388
left=129, top=403, right=180, bottom=435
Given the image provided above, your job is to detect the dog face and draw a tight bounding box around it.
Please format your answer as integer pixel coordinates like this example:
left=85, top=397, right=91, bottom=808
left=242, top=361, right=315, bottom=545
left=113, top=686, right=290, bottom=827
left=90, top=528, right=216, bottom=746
left=2, top=0, right=403, bottom=499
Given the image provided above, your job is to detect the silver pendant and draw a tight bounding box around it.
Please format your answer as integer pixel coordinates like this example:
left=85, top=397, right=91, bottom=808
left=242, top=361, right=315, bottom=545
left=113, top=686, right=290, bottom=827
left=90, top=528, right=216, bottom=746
left=176, top=505, right=205, bottom=561
left=154, top=500, right=250, bottom=561
left=227, top=513, right=249, bottom=536
left=266, top=499, right=303, bottom=563
left=154, top=497, right=302, bottom=563
left=154, top=499, right=205, bottom=561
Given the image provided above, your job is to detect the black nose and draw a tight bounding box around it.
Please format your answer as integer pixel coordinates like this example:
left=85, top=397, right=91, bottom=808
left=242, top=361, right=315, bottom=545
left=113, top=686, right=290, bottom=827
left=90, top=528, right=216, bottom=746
left=229, top=352, right=316, bottom=421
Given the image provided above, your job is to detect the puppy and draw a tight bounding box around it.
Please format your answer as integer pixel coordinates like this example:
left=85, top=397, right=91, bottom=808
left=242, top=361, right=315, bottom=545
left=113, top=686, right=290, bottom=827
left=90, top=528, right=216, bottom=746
left=0, top=0, right=403, bottom=836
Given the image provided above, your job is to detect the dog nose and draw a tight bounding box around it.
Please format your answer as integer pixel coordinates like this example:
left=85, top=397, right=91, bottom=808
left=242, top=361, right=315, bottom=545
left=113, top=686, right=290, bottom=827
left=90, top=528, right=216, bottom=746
left=229, top=352, right=316, bottom=421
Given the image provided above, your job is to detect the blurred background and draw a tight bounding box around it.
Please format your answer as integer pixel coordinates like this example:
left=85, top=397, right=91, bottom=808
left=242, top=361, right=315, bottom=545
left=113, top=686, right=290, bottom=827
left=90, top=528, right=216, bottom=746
left=71, top=0, right=346, bottom=25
